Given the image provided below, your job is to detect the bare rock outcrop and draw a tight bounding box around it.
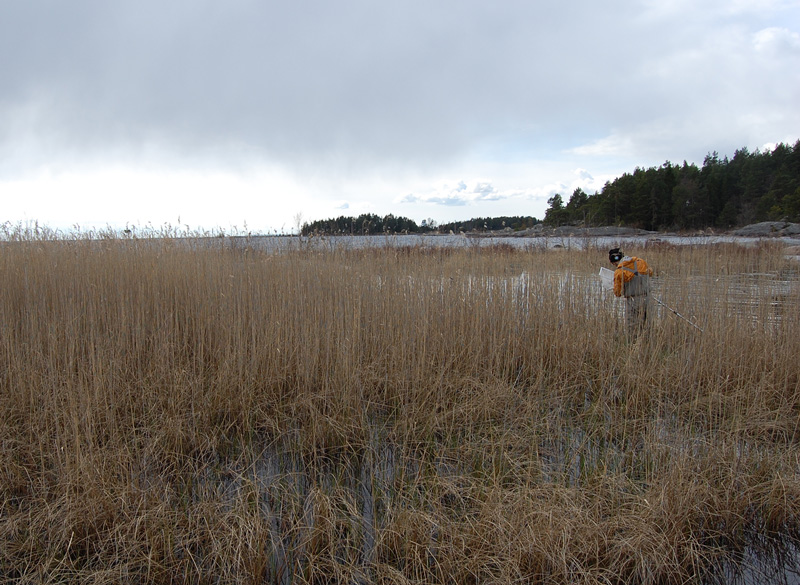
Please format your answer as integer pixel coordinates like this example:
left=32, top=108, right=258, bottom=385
left=732, top=222, right=800, bottom=237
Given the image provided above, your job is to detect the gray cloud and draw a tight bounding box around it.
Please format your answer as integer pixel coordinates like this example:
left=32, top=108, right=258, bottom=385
left=4, top=1, right=556, bottom=171
left=1, top=0, right=798, bottom=204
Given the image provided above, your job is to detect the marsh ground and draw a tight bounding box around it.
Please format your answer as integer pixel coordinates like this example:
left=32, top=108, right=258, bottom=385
left=1, top=236, right=799, bottom=583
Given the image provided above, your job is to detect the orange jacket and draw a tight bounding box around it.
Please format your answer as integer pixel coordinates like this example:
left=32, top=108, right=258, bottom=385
left=613, top=256, right=652, bottom=297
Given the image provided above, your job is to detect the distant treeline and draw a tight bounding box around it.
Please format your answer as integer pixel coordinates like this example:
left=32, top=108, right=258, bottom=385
left=436, top=216, right=540, bottom=233
left=544, top=140, right=800, bottom=230
left=301, top=214, right=540, bottom=235
left=301, top=214, right=426, bottom=235
left=302, top=140, right=800, bottom=235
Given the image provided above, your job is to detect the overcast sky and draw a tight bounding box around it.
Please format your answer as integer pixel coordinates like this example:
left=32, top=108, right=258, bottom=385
left=2, top=0, right=799, bottom=234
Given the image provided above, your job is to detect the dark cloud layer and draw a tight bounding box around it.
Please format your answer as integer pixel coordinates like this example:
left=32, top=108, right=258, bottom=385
left=1, top=0, right=799, bottom=214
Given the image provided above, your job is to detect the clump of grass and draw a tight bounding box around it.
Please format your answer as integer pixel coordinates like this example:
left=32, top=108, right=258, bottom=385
left=1, top=231, right=798, bottom=583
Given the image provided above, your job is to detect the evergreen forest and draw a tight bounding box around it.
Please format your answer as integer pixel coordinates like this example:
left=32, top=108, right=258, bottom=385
left=544, top=140, right=800, bottom=230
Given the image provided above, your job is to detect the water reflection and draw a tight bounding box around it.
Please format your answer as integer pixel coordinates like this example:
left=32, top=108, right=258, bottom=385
left=211, top=233, right=800, bottom=252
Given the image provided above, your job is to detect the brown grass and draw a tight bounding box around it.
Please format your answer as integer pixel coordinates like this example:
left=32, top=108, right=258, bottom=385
left=1, top=233, right=799, bottom=583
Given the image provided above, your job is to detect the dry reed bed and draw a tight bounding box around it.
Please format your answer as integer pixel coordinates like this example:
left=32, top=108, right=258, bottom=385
left=1, top=237, right=799, bottom=584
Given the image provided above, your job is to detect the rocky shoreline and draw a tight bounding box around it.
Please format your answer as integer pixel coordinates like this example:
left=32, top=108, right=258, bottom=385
left=466, top=221, right=800, bottom=239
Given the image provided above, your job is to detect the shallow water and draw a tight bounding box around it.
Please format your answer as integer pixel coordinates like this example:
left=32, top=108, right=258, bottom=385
left=194, top=232, right=800, bottom=252
left=169, top=418, right=799, bottom=584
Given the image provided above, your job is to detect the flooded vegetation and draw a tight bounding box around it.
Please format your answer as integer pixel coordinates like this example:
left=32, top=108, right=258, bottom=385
left=1, top=234, right=799, bottom=583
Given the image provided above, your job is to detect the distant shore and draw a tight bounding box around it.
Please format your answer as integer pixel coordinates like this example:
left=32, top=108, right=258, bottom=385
left=464, top=220, right=800, bottom=239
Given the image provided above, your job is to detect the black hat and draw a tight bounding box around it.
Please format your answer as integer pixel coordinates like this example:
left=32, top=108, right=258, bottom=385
left=609, top=248, right=623, bottom=263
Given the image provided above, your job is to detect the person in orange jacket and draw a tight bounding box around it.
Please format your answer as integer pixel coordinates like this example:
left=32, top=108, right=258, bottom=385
left=609, top=248, right=653, bottom=335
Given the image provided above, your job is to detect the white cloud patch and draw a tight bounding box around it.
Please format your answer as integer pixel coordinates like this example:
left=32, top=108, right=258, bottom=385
left=571, top=168, right=610, bottom=194
left=753, top=27, right=800, bottom=54
left=473, top=182, right=500, bottom=200
left=639, top=0, right=794, bottom=22
left=520, top=168, right=612, bottom=205
left=568, top=134, right=636, bottom=158
left=398, top=180, right=513, bottom=207
left=398, top=169, right=611, bottom=214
